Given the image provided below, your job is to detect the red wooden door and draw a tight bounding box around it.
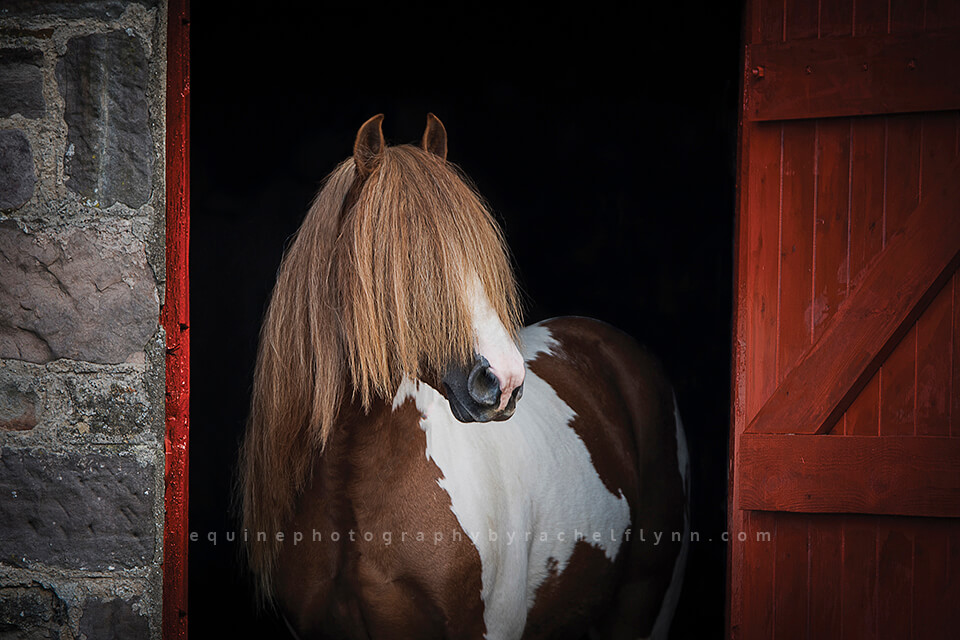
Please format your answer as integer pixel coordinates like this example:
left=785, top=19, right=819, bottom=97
left=729, top=2, right=960, bottom=638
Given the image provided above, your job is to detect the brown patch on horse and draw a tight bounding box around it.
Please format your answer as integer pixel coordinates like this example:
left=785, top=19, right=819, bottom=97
left=240, top=114, right=522, bottom=602
left=275, top=397, right=485, bottom=638
left=527, top=317, right=687, bottom=638
left=522, top=542, right=620, bottom=640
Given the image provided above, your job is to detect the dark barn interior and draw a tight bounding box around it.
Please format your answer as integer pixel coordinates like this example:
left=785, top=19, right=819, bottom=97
left=190, top=4, right=742, bottom=637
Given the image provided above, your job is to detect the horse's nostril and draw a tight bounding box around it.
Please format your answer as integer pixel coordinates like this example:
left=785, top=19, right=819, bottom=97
left=467, top=357, right=501, bottom=407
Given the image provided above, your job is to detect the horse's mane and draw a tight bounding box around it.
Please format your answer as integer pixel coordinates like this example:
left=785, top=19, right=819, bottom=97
left=240, top=143, right=521, bottom=601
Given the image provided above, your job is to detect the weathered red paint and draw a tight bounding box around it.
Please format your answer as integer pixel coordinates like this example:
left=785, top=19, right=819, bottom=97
left=163, top=0, right=190, bottom=638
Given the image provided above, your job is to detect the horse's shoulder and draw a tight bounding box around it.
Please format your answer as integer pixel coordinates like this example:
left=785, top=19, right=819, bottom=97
left=523, top=316, right=669, bottom=386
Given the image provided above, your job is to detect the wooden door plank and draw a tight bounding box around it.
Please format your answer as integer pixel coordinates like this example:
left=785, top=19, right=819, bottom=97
left=738, top=511, right=777, bottom=640
left=758, top=0, right=785, bottom=43
left=808, top=515, right=843, bottom=638
left=879, top=114, right=922, bottom=436
left=848, top=118, right=885, bottom=287
left=841, top=517, right=879, bottom=639
left=773, top=513, right=809, bottom=640
left=844, top=371, right=880, bottom=435
left=820, top=0, right=854, bottom=37
left=926, top=0, right=960, bottom=29
left=778, top=122, right=816, bottom=380
left=854, top=0, right=889, bottom=36
left=916, top=282, right=953, bottom=436
left=885, top=115, right=921, bottom=240
left=785, top=0, right=818, bottom=40
left=813, top=119, right=851, bottom=343
left=877, top=519, right=914, bottom=640
left=879, top=325, right=917, bottom=435
left=912, top=520, right=952, bottom=640
left=745, top=157, right=960, bottom=435
left=745, top=32, right=960, bottom=121
left=737, top=434, right=960, bottom=516
left=916, top=113, right=958, bottom=437
left=842, top=116, right=886, bottom=436
left=921, top=111, right=960, bottom=193
left=889, top=0, right=926, bottom=33
left=949, top=527, right=960, bottom=632
left=744, top=124, right=783, bottom=420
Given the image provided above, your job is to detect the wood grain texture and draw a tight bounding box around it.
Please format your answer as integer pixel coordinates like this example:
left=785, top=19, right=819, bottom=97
left=916, top=282, right=952, bottom=436
left=746, top=157, right=960, bottom=435
left=848, top=117, right=885, bottom=287
left=841, top=516, right=878, bottom=639
left=889, top=0, right=925, bottom=34
left=912, top=519, right=954, bottom=640
left=745, top=32, right=960, bottom=121
left=853, top=0, right=889, bottom=36
left=785, top=0, right=818, bottom=40
left=813, top=119, right=851, bottom=343
left=819, top=0, right=853, bottom=37
left=744, top=124, right=783, bottom=420
left=757, top=0, right=785, bottom=44
left=777, top=122, right=816, bottom=381
left=926, top=0, right=960, bottom=29
left=884, top=115, right=921, bottom=240
left=840, top=116, right=886, bottom=436
left=773, top=513, right=809, bottom=640
left=737, top=511, right=777, bottom=640
left=808, top=515, right=842, bottom=638
left=737, top=434, right=960, bottom=516
left=876, top=519, right=914, bottom=639
left=879, top=325, right=917, bottom=435
left=843, top=371, right=880, bottom=435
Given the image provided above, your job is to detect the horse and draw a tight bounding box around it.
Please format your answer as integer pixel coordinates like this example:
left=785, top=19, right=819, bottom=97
left=239, top=114, right=690, bottom=640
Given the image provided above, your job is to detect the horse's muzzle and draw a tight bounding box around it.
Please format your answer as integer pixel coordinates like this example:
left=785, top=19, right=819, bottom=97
left=443, top=355, right=524, bottom=423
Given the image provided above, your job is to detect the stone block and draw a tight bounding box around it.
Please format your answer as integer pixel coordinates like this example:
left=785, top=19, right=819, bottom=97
left=0, top=48, right=45, bottom=119
left=0, top=583, right=69, bottom=639
left=0, top=222, right=159, bottom=364
left=0, top=129, right=36, bottom=211
left=79, top=597, right=149, bottom=640
left=0, top=374, right=38, bottom=432
left=56, top=31, right=153, bottom=209
left=65, top=376, right=150, bottom=436
left=1, top=0, right=158, bottom=19
left=0, top=447, right=155, bottom=570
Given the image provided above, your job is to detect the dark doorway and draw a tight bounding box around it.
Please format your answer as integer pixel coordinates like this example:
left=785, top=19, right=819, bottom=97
left=191, top=5, right=741, bottom=637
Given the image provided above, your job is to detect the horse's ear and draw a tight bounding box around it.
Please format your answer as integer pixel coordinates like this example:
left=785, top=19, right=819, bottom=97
left=422, top=113, right=447, bottom=161
left=354, top=114, right=385, bottom=179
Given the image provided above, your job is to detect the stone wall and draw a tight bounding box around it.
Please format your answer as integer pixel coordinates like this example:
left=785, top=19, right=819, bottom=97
left=0, top=2, right=167, bottom=638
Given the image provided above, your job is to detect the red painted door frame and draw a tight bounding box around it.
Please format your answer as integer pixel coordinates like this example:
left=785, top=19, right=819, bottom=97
left=163, top=0, right=190, bottom=637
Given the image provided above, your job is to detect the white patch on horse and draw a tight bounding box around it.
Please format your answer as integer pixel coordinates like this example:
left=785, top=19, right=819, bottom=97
left=392, top=324, right=631, bottom=640
left=517, top=320, right=560, bottom=360
left=648, top=396, right=690, bottom=640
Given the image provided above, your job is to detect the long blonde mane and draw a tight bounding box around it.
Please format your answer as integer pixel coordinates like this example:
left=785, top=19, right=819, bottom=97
left=240, top=141, right=521, bottom=601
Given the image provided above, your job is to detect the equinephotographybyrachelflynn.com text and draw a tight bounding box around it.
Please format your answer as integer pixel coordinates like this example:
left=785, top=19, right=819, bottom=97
left=189, top=527, right=773, bottom=547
